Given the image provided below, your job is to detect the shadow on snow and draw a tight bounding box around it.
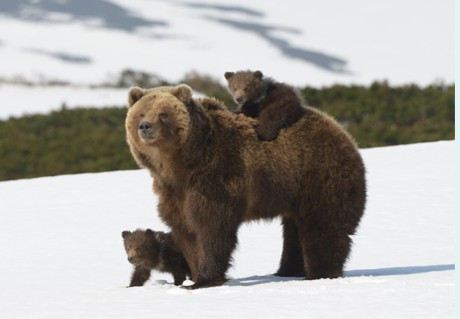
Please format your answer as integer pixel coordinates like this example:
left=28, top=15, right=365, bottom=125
left=227, top=264, right=455, bottom=287
left=0, top=0, right=167, bottom=32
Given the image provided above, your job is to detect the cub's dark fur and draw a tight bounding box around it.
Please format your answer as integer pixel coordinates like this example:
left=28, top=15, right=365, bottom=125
left=122, top=229, right=190, bottom=286
left=225, top=70, right=306, bottom=141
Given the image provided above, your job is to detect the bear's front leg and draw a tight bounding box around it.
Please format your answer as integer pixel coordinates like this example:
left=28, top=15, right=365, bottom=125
left=185, top=220, right=240, bottom=290
left=172, top=229, right=199, bottom=281
left=180, top=188, right=243, bottom=289
left=256, top=106, right=288, bottom=141
left=129, top=266, right=151, bottom=287
left=255, top=117, right=283, bottom=141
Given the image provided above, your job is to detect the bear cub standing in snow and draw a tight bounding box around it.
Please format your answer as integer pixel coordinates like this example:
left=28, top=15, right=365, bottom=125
left=122, top=229, right=190, bottom=286
left=225, top=70, right=306, bottom=141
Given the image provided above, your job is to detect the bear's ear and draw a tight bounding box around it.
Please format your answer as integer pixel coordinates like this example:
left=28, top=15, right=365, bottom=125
left=145, top=229, right=155, bottom=236
left=128, top=86, right=145, bottom=108
left=224, top=72, right=234, bottom=80
left=254, top=70, right=263, bottom=79
left=172, top=84, right=193, bottom=104
left=122, top=231, right=131, bottom=239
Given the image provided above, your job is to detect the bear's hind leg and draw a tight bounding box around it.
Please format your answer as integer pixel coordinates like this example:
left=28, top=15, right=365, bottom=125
left=275, top=216, right=305, bottom=277
left=173, top=272, right=186, bottom=286
left=299, top=229, right=351, bottom=280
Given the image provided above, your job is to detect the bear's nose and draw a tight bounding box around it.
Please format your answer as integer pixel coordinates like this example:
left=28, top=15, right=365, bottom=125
left=235, top=96, right=244, bottom=104
left=139, top=122, right=153, bottom=133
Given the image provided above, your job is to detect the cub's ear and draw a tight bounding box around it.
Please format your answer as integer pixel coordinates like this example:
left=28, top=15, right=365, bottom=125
left=128, top=86, right=145, bottom=107
left=145, top=229, right=155, bottom=236
left=224, top=71, right=234, bottom=80
left=254, top=70, right=263, bottom=79
left=122, top=231, right=131, bottom=239
left=172, top=84, right=193, bottom=104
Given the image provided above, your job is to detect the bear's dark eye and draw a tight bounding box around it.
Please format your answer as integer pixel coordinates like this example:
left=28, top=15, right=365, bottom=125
left=159, top=112, right=169, bottom=120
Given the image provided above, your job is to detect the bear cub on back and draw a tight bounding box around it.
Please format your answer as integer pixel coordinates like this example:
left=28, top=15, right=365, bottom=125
left=122, top=229, right=190, bottom=287
left=225, top=70, right=306, bottom=141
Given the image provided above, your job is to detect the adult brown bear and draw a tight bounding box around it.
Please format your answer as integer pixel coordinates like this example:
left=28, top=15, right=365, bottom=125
left=125, top=84, right=366, bottom=289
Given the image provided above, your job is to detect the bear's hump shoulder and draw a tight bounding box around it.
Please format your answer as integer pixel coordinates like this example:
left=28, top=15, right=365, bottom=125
left=197, top=97, right=228, bottom=112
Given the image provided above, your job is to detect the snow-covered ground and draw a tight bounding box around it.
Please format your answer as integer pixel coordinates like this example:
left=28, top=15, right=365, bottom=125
left=0, top=2, right=455, bottom=317
left=0, top=84, right=127, bottom=119
left=0, top=0, right=453, bottom=119
left=0, top=141, right=454, bottom=318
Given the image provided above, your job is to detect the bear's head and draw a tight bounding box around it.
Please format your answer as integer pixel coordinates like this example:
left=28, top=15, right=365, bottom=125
left=126, top=84, right=193, bottom=152
left=224, top=70, right=266, bottom=105
left=122, top=229, right=160, bottom=268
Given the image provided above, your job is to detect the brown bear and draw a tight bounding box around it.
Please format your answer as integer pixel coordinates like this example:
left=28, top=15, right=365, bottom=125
left=224, top=70, right=306, bottom=141
left=125, top=84, right=366, bottom=289
left=122, top=229, right=190, bottom=286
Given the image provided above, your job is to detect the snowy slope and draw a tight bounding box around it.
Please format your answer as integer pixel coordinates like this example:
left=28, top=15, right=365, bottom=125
left=0, top=0, right=453, bottom=120
left=0, top=84, right=127, bottom=119
left=0, top=141, right=454, bottom=318
left=0, top=0, right=453, bottom=87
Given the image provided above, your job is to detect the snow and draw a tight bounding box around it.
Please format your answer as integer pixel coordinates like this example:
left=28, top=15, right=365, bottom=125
left=0, top=0, right=453, bottom=87
left=0, top=2, right=455, bottom=315
left=0, top=84, right=127, bottom=119
left=0, top=141, right=454, bottom=318
left=0, top=0, right=453, bottom=120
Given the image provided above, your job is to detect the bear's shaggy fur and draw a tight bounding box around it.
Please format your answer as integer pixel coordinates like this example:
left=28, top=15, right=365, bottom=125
left=125, top=84, right=366, bottom=289
left=122, top=229, right=190, bottom=286
left=225, top=70, right=306, bottom=141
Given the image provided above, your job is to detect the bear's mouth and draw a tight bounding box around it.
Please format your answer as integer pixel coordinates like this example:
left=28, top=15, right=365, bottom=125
left=139, top=131, right=158, bottom=143
left=234, top=96, right=246, bottom=105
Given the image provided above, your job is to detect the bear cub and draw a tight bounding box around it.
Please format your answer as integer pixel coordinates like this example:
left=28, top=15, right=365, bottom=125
left=225, top=70, right=307, bottom=141
left=122, top=229, right=190, bottom=287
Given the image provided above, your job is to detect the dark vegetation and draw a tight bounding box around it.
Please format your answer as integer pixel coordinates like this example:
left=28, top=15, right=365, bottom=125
left=0, top=70, right=454, bottom=181
left=301, top=82, right=454, bottom=147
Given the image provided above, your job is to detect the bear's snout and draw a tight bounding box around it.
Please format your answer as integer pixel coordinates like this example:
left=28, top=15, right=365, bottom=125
left=235, top=96, right=245, bottom=104
left=139, top=122, right=153, bottom=133
left=138, top=121, right=157, bottom=140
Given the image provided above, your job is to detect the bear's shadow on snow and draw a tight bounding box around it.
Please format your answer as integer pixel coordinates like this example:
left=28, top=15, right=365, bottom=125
left=227, top=264, right=454, bottom=287
left=345, top=264, right=455, bottom=277
left=0, top=0, right=167, bottom=32
left=226, top=275, right=302, bottom=287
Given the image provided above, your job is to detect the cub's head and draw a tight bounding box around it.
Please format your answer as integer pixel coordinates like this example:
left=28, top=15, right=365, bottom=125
left=224, top=70, right=265, bottom=105
left=122, top=229, right=160, bottom=268
left=126, top=84, right=193, bottom=151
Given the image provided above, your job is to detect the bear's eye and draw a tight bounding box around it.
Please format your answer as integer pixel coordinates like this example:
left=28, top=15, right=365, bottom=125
left=159, top=112, right=169, bottom=120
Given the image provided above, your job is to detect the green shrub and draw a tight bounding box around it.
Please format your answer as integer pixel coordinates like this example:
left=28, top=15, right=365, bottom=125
left=180, top=71, right=235, bottom=109
left=301, top=81, right=454, bottom=147
left=0, top=80, right=454, bottom=181
left=0, top=106, right=137, bottom=181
